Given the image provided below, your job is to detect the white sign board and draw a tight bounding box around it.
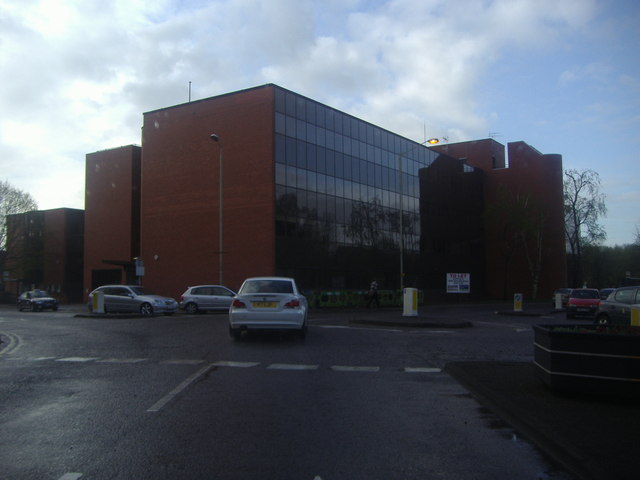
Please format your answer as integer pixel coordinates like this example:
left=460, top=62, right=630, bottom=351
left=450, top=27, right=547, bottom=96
left=447, top=273, right=470, bottom=293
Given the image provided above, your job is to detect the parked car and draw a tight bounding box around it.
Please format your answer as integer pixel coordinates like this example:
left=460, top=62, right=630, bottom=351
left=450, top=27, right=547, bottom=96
left=595, top=286, right=640, bottom=325
left=17, top=289, right=58, bottom=312
left=228, top=277, right=308, bottom=339
left=87, top=285, right=178, bottom=316
left=551, top=288, right=572, bottom=308
left=180, top=285, right=236, bottom=313
left=598, top=288, right=616, bottom=300
left=565, top=288, right=601, bottom=319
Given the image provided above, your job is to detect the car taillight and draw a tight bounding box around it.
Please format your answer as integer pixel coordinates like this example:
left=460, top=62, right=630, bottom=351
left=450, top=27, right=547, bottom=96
left=232, top=299, right=246, bottom=308
left=284, top=299, right=300, bottom=308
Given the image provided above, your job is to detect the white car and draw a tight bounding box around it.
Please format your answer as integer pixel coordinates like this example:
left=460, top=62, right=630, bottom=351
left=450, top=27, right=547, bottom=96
left=229, top=277, right=308, bottom=339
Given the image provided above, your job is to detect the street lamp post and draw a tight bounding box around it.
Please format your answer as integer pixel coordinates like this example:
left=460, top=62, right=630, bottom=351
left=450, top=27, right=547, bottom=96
left=398, top=137, right=439, bottom=291
left=210, top=133, right=224, bottom=285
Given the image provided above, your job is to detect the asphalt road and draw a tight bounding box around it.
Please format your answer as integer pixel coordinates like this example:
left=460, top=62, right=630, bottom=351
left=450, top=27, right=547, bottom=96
left=0, top=304, right=578, bottom=480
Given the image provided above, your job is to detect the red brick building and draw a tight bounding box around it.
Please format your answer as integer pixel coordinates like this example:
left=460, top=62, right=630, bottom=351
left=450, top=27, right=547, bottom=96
left=430, top=139, right=566, bottom=299
left=83, top=84, right=566, bottom=301
left=4, top=208, right=84, bottom=302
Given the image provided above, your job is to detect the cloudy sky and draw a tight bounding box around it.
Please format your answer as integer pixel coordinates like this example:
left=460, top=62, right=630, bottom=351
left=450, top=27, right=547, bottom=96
left=1, top=0, right=638, bottom=245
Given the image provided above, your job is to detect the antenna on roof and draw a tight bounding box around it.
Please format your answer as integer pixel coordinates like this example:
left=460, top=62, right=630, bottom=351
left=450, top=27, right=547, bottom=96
left=488, top=132, right=501, bottom=139
left=188, top=81, right=192, bottom=102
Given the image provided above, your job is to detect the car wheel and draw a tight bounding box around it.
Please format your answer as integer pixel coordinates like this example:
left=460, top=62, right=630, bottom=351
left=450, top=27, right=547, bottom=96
left=595, top=315, right=609, bottom=325
left=185, top=302, right=198, bottom=314
left=140, top=303, right=154, bottom=316
left=566, top=313, right=574, bottom=320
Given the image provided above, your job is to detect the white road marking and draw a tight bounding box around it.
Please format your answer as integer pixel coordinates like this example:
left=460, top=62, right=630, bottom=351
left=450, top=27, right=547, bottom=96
left=161, top=359, right=205, bottom=365
left=56, top=357, right=98, bottom=362
left=212, top=361, right=260, bottom=368
left=331, top=365, right=380, bottom=372
left=267, top=363, right=319, bottom=370
left=97, top=358, right=147, bottom=364
left=0, top=331, right=23, bottom=355
left=58, top=473, right=83, bottom=480
left=147, top=363, right=216, bottom=413
left=404, top=367, right=442, bottom=373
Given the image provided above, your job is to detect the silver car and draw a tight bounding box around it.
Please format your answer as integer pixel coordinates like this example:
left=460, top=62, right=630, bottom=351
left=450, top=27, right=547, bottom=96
left=87, top=285, right=178, bottom=316
left=228, top=277, right=308, bottom=339
left=179, top=285, right=236, bottom=314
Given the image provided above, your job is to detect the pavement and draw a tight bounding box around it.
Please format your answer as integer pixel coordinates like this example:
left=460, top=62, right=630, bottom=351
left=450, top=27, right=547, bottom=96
left=3, top=302, right=638, bottom=479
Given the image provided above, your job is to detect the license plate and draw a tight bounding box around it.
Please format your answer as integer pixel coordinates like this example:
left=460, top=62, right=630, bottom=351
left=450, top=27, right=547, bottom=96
left=577, top=308, right=589, bottom=312
left=252, top=301, right=278, bottom=308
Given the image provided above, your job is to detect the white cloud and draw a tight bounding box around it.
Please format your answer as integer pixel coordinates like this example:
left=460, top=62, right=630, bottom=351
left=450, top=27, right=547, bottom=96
left=1, top=0, right=638, bottom=246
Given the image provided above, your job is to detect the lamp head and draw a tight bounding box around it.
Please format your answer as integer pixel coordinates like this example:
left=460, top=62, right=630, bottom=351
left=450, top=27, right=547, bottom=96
left=210, top=133, right=220, bottom=142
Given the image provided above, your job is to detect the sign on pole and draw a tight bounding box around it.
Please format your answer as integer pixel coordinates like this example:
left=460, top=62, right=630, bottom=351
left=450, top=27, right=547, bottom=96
left=446, top=273, right=470, bottom=294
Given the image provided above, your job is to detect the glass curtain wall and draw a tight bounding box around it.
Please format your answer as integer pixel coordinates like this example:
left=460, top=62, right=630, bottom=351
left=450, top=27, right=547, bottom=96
left=273, top=86, right=438, bottom=290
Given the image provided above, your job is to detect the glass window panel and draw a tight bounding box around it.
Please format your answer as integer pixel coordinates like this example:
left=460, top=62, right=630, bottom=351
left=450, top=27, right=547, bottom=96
left=358, top=122, right=366, bottom=141
left=335, top=152, right=344, bottom=179
left=341, top=114, right=350, bottom=137
left=275, top=163, right=286, bottom=185
left=336, top=198, right=345, bottom=223
left=306, top=101, right=316, bottom=124
left=275, top=134, right=285, bottom=164
left=325, top=149, right=334, bottom=176
left=334, top=112, right=342, bottom=133
left=306, top=170, right=317, bottom=192
left=286, top=165, right=297, bottom=187
left=335, top=178, right=344, bottom=198
left=326, top=109, right=334, bottom=131
left=359, top=142, right=367, bottom=158
left=316, top=105, right=326, bottom=128
left=326, top=175, right=335, bottom=196
left=317, top=193, right=327, bottom=219
left=308, top=144, right=319, bottom=173
left=306, top=123, right=316, bottom=143
left=285, top=136, right=297, bottom=166
left=316, top=172, right=326, bottom=193
left=367, top=144, right=375, bottom=163
left=359, top=159, right=368, bottom=184
left=286, top=115, right=296, bottom=137
left=275, top=112, right=286, bottom=135
left=326, top=130, right=334, bottom=150
left=373, top=128, right=381, bottom=148
left=296, top=119, right=306, bottom=141
left=367, top=124, right=374, bottom=144
left=307, top=191, right=317, bottom=216
left=286, top=92, right=296, bottom=116
left=367, top=161, right=375, bottom=186
left=326, top=195, right=336, bottom=222
left=316, top=147, right=325, bottom=173
left=275, top=88, right=286, bottom=113
left=317, top=127, right=326, bottom=147
left=296, top=140, right=307, bottom=169
left=296, top=97, right=306, bottom=120
left=296, top=169, right=307, bottom=190
left=351, top=157, right=359, bottom=183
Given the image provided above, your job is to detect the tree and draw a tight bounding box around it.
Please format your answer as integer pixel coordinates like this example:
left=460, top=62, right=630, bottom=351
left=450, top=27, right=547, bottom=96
left=1, top=180, right=38, bottom=250
left=485, top=186, right=547, bottom=299
left=563, top=169, right=607, bottom=286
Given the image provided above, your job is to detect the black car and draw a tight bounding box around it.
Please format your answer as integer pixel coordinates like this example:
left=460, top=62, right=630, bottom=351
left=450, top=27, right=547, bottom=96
left=595, top=286, right=640, bottom=325
left=17, top=289, right=59, bottom=312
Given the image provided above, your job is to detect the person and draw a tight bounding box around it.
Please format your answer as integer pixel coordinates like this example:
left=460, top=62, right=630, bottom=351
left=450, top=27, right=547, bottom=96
left=366, top=279, right=379, bottom=308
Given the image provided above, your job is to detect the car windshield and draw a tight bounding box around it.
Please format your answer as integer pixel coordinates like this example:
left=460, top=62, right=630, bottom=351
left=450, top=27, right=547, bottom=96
left=31, top=290, right=49, bottom=298
left=571, top=290, right=599, bottom=299
left=240, top=280, right=294, bottom=294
